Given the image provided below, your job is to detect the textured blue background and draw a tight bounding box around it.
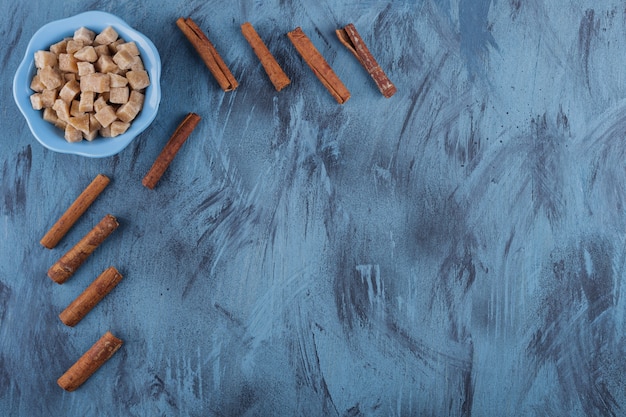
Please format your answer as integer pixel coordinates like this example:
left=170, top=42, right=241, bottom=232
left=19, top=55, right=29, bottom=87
left=2, top=0, right=626, bottom=416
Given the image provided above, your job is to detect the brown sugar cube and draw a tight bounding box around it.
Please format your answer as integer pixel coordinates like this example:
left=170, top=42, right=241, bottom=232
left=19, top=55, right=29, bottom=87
left=30, top=79, right=45, bottom=93
left=58, top=53, right=79, bottom=73
left=109, top=73, right=128, bottom=88
left=116, top=41, right=140, bottom=56
left=30, top=93, right=44, bottom=110
left=46, top=110, right=66, bottom=130
left=94, top=105, right=117, bottom=127
left=74, top=46, right=98, bottom=62
left=95, top=55, right=119, bottom=73
left=85, top=115, right=101, bottom=140
left=129, top=90, right=144, bottom=105
left=109, top=87, right=129, bottom=104
left=115, top=102, right=138, bottom=123
left=94, top=26, right=118, bottom=45
left=125, top=70, right=150, bottom=90
left=43, top=107, right=58, bottom=124
left=53, top=99, right=71, bottom=122
left=66, top=40, right=84, bottom=54
left=50, top=39, right=68, bottom=55
left=79, top=91, right=95, bottom=113
left=93, top=95, right=108, bottom=112
left=74, top=27, right=95, bottom=45
left=129, top=56, right=144, bottom=71
left=64, top=73, right=78, bottom=83
left=89, top=114, right=102, bottom=130
left=80, top=73, right=110, bottom=93
left=34, top=50, right=58, bottom=69
left=39, top=66, right=63, bottom=89
left=55, top=119, right=68, bottom=130
left=94, top=44, right=110, bottom=57
left=64, top=124, right=83, bottom=142
left=30, top=74, right=45, bottom=92
left=59, top=80, right=81, bottom=103
left=109, top=39, right=125, bottom=53
left=41, top=89, right=58, bottom=108
left=70, top=100, right=83, bottom=117
left=107, top=43, right=118, bottom=55
left=69, top=114, right=90, bottom=135
left=83, top=129, right=99, bottom=141
left=77, top=61, right=95, bottom=77
left=112, top=50, right=134, bottom=71
left=99, top=125, right=112, bottom=137
left=110, top=120, right=130, bottom=137
left=116, top=90, right=144, bottom=122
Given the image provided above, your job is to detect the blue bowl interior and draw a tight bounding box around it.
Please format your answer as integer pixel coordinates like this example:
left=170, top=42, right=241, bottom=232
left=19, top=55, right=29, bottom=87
left=13, top=11, right=161, bottom=158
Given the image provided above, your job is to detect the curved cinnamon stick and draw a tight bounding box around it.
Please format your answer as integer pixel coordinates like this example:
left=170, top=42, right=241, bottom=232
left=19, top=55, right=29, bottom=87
left=287, top=27, right=350, bottom=104
left=142, top=112, right=201, bottom=189
left=241, top=22, right=290, bottom=91
left=176, top=17, right=238, bottom=91
left=57, top=331, right=123, bottom=391
left=47, top=214, right=119, bottom=284
left=336, top=23, right=396, bottom=98
left=59, top=266, right=123, bottom=327
left=40, top=174, right=110, bottom=249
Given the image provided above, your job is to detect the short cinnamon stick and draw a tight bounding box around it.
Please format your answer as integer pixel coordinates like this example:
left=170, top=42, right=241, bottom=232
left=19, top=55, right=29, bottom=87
left=336, top=24, right=396, bottom=98
left=287, top=27, right=350, bottom=104
left=48, top=214, right=119, bottom=284
left=142, top=112, right=201, bottom=189
left=40, top=174, right=110, bottom=249
left=57, top=331, right=123, bottom=392
left=176, top=17, right=238, bottom=91
left=241, top=22, right=290, bottom=91
left=59, top=266, right=123, bottom=327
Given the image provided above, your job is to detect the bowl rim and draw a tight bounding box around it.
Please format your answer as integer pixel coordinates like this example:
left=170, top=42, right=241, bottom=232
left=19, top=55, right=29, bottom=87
left=12, top=10, right=162, bottom=158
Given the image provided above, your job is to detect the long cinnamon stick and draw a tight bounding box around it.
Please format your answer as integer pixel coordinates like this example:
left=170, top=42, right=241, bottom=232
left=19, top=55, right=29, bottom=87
left=59, top=266, right=123, bottom=327
left=176, top=17, right=238, bottom=91
left=287, top=27, right=350, bottom=104
left=47, top=214, right=119, bottom=284
left=40, top=174, right=110, bottom=249
left=142, top=112, right=201, bottom=189
left=336, top=24, right=396, bottom=98
left=241, top=22, right=290, bottom=91
left=57, top=331, right=123, bottom=391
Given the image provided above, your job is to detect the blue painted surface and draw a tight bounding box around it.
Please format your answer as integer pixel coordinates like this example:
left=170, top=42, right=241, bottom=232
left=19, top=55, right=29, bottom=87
left=2, top=1, right=626, bottom=416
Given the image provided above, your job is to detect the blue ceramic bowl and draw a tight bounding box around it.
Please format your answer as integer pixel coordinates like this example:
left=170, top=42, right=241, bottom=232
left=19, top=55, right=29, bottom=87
left=13, top=11, right=161, bottom=158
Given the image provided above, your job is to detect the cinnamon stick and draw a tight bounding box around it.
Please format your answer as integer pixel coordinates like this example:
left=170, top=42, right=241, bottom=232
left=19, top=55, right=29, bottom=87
left=336, top=24, right=396, bottom=98
left=176, top=17, right=238, bottom=91
left=287, top=27, right=350, bottom=104
left=59, top=266, right=123, bottom=327
left=142, top=112, right=201, bottom=189
left=40, top=174, right=110, bottom=249
left=241, top=22, right=290, bottom=91
left=47, top=214, right=119, bottom=284
left=57, top=331, right=123, bottom=391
